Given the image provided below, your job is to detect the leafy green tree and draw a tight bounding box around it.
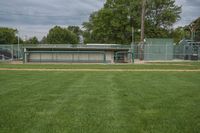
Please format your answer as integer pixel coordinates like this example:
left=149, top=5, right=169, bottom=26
left=145, top=0, right=181, bottom=38
left=171, top=27, right=184, bottom=44
left=47, top=26, right=78, bottom=44
left=83, top=0, right=181, bottom=44
left=83, top=0, right=141, bottom=44
left=40, top=36, right=47, bottom=44
left=0, top=27, right=17, bottom=44
left=172, top=17, right=200, bottom=43
left=25, top=36, right=39, bottom=44
left=146, top=0, right=181, bottom=28
left=171, top=27, right=190, bottom=44
left=67, top=26, right=82, bottom=42
left=82, top=12, right=98, bottom=44
left=13, top=36, right=24, bottom=44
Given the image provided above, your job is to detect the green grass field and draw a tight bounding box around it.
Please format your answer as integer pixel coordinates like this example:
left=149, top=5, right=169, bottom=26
left=0, top=62, right=200, bottom=70
left=0, top=62, right=200, bottom=133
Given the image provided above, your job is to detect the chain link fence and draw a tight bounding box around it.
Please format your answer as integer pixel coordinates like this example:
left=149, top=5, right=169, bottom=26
left=0, top=45, right=23, bottom=62
left=1, top=41, right=200, bottom=63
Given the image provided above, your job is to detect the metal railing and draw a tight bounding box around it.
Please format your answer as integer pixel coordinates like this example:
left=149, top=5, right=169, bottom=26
left=23, top=44, right=132, bottom=49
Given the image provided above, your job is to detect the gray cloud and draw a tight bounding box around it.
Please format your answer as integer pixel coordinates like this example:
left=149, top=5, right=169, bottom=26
left=175, top=0, right=200, bottom=27
left=0, top=0, right=105, bottom=40
left=185, top=0, right=200, bottom=7
left=0, top=0, right=199, bottom=40
left=0, top=0, right=104, bottom=25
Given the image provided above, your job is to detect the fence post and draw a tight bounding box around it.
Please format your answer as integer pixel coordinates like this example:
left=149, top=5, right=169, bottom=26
left=11, top=45, right=14, bottom=61
left=166, top=44, right=168, bottom=60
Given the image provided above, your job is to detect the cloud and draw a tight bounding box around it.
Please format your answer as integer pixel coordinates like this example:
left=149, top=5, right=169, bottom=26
left=0, top=0, right=199, bottom=39
left=175, top=0, right=200, bottom=27
left=185, top=0, right=200, bottom=7
left=0, top=0, right=105, bottom=40
left=0, top=0, right=104, bottom=25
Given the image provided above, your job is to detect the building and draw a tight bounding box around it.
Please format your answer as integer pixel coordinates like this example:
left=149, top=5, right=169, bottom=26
left=23, top=44, right=134, bottom=63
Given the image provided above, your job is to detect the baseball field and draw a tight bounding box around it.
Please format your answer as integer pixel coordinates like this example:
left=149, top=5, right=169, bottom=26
left=0, top=62, right=200, bottom=133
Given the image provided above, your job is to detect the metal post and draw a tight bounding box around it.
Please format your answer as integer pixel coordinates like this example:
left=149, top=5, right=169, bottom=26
left=132, top=47, right=134, bottom=63
left=11, top=45, right=14, bottom=61
left=166, top=44, right=168, bottom=60
left=17, top=32, right=20, bottom=60
left=40, top=53, right=41, bottom=63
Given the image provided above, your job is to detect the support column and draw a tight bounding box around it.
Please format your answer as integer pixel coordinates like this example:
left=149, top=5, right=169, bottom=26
left=23, top=48, right=27, bottom=63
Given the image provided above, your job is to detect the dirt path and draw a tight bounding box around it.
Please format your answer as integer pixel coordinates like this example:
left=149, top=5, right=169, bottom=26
left=0, top=68, right=200, bottom=72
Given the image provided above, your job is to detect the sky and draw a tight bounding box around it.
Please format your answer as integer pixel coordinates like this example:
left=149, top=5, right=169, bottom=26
left=0, top=0, right=199, bottom=40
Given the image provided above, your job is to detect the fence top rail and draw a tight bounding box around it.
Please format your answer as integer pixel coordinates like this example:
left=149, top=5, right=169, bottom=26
left=23, top=44, right=132, bottom=49
left=24, top=51, right=106, bottom=54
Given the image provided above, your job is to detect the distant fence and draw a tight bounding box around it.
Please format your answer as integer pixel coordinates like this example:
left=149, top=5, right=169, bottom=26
left=0, top=45, right=23, bottom=61
left=133, top=44, right=200, bottom=61
left=1, top=43, right=200, bottom=62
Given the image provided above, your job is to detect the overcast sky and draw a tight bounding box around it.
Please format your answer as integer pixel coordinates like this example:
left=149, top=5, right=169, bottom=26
left=0, top=0, right=199, bottom=40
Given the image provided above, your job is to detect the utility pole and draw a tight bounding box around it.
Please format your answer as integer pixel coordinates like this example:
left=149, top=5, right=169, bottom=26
left=140, top=0, right=146, bottom=60
left=141, top=0, right=146, bottom=43
left=132, top=26, right=134, bottom=45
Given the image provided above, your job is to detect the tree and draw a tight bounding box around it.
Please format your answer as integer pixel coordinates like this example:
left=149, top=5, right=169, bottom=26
left=171, top=27, right=185, bottom=44
left=82, top=12, right=98, bottom=44
left=146, top=0, right=181, bottom=28
left=172, top=17, right=200, bottom=43
left=83, top=0, right=141, bottom=44
left=145, top=0, right=181, bottom=38
left=47, top=26, right=78, bottom=44
left=40, top=36, right=47, bottom=44
left=82, top=0, right=181, bottom=44
left=0, top=27, right=17, bottom=44
left=67, top=26, right=82, bottom=42
left=25, top=36, right=39, bottom=44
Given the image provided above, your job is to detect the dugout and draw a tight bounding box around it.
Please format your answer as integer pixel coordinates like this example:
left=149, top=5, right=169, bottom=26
left=23, top=44, right=133, bottom=63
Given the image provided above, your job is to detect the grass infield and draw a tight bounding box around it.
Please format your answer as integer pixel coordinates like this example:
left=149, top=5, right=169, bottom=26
left=0, top=62, right=200, bottom=133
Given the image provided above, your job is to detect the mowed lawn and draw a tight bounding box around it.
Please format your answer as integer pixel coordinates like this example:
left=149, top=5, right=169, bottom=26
left=0, top=70, right=200, bottom=132
left=0, top=62, right=200, bottom=70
